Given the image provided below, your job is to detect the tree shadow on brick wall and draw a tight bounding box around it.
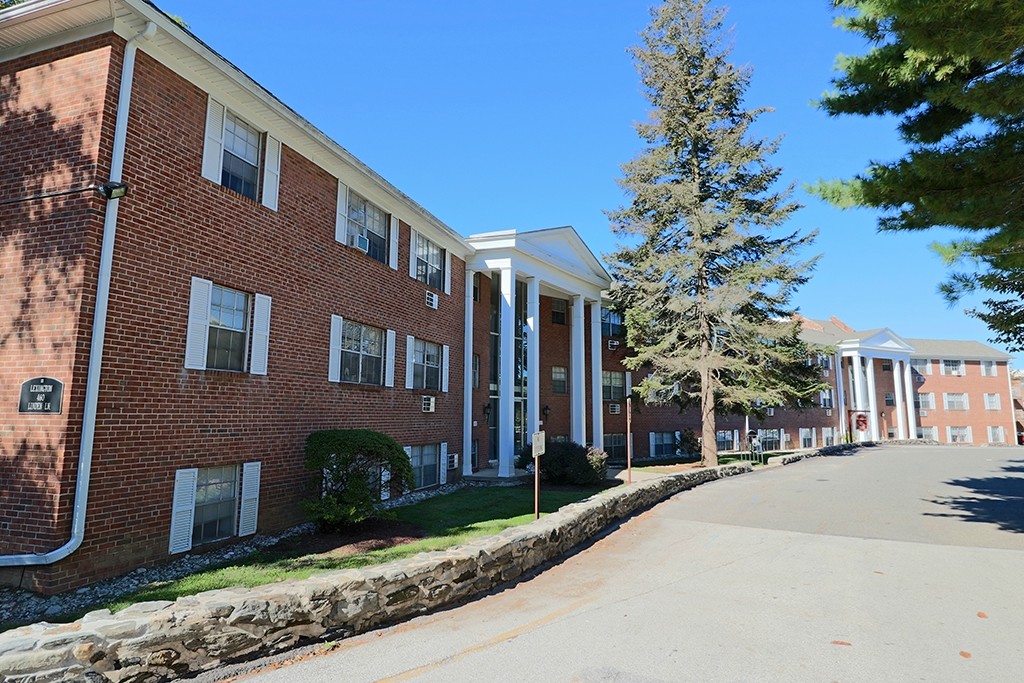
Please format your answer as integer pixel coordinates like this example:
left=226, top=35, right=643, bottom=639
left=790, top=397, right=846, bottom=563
left=924, top=459, right=1024, bottom=534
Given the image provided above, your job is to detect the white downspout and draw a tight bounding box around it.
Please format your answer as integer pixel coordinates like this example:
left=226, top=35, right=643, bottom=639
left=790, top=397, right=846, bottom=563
left=0, top=22, right=157, bottom=569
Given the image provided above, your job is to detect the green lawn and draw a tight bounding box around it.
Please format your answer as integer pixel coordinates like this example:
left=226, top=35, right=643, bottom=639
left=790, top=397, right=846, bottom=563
left=98, top=486, right=601, bottom=614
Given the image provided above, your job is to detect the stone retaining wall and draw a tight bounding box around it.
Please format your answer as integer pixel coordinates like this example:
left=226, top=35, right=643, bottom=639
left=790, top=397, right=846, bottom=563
left=0, top=463, right=758, bottom=681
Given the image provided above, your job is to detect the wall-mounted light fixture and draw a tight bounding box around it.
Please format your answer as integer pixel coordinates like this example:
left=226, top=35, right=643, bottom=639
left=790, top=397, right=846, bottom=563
left=0, top=180, right=129, bottom=206
left=542, top=405, right=551, bottom=418
left=482, top=403, right=491, bottom=419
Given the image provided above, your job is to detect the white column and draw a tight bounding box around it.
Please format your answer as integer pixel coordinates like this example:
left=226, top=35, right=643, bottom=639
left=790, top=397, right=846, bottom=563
left=865, top=356, right=880, bottom=441
left=834, top=352, right=847, bottom=442
left=570, top=294, right=586, bottom=444
left=462, top=270, right=475, bottom=476
left=498, top=267, right=516, bottom=477
left=851, top=352, right=867, bottom=441
left=904, top=361, right=918, bottom=439
left=589, top=302, right=604, bottom=450
left=892, top=358, right=907, bottom=439
left=526, top=277, right=541, bottom=439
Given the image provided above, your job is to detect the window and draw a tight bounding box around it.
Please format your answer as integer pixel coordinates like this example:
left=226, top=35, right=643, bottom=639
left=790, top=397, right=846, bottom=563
left=941, top=359, right=965, bottom=376
left=602, top=371, right=625, bottom=401
left=551, top=299, right=567, bottom=325
left=552, top=366, right=568, bottom=394
left=984, top=393, right=1001, bottom=410
left=412, top=338, right=442, bottom=391
left=818, top=354, right=833, bottom=370
left=473, top=272, right=481, bottom=302
left=601, top=308, right=624, bottom=337
left=887, top=428, right=896, bottom=439
left=347, top=190, right=389, bottom=263
left=917, top=426, right=937, bottom=440
left=948, top=426, right=972, bottom=443
left=184, top=278, right=271, bottom=375
left=881, top=359, right=893, bottom=371
left=944, top=392, right=969, bottom=410
left=202, top=98, right=279, bottom=210
left=169, top=462, right=260, bottom=555
left=914, top=392, right=935, bottom=410
left=342, top=320, right=385, bottom=385
left=472, top=354, right=480, bottom=389
left=760, top=429, right=780, bottom=451
left=551, top=434, right=569, bottom=443
left=981, top=360, right=997, bottom=377
left=408, top=444, right=440, bottom=489
left=716, top=430, right=734, bottom=451
left=988, top=426, right=1005, bottom=443
left=414, top=233, right=445, bottom=290
left=604, top=433, right=625, bottom=459
left=819, top=389, right=834, bottom=409
left=651, top=432, right=676, bottom=457
left=822, top=427, right=835, bottom=447
left=800, top=428, right=814, bottom=448
left=884, top=392, right=895, bottom=407
left=910, top=359, right=931, bottom=375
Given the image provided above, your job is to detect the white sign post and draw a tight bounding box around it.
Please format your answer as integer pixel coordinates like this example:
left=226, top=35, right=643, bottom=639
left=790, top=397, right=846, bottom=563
left=532, top=430, right=545, bottom=519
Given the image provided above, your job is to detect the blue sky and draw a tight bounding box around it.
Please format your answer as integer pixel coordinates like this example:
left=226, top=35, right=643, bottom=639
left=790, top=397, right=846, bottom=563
left=161, top=0, right=1019, bottom=366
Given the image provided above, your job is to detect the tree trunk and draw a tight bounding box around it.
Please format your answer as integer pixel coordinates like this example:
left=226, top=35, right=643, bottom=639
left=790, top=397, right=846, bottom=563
left=700, top=372, right=718, bottom=467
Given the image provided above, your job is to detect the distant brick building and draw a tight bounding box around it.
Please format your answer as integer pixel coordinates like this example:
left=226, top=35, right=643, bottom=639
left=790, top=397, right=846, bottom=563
left=0, top=0, right=1017, bottom=595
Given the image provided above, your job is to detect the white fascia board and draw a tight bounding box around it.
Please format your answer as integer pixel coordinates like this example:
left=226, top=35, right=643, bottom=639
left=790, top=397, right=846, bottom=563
left=103, top=0, right=472, bottom=258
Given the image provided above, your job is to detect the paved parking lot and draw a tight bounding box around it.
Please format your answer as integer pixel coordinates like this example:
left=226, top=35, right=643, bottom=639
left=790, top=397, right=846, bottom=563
left=224, top=445, right=1024, bottom=682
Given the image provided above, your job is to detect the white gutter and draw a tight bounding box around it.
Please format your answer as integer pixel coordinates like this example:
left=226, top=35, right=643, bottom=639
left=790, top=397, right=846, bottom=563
left=0, top=21, right=157, bottom=568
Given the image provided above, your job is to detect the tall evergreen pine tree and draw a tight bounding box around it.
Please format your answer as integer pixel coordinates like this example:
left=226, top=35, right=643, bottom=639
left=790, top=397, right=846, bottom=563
left=608, top=0, right=823, bottom=467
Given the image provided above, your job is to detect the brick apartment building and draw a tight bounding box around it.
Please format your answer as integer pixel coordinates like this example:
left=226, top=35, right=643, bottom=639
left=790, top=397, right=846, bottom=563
left=0, top=0, right=1017, bottom=594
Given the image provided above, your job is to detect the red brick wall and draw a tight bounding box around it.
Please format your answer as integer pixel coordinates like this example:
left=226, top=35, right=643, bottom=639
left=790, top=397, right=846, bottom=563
left=0, top=37, right=118, bottom=573
left=909, top=359, right=1013, bottom=444
left=3, top=38, right=467, bottom=593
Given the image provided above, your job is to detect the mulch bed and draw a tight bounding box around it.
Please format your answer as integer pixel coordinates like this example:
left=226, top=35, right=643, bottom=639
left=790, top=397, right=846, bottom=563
left=263, top=518, right=425, bottom=558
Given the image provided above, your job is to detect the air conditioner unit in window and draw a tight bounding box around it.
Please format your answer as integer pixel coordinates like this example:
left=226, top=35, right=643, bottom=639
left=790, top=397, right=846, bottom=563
left=447, top=451, right=459, bottom=470
left=826, top=409, right=833, bottom=417
left=421, top=395, right=435, bottom=413
left=919, top=410, right=928, bottom=417
left=607, top=339, right=620, bottom=351
left=349, top=233, right=369, bottom=252
left=425, top=291, right=439, bottom=309
left=766, top=407, right=775, bottom=416
left=608, top=403, right=621, bottom=415
left=822, top=369, right=830, bottom=377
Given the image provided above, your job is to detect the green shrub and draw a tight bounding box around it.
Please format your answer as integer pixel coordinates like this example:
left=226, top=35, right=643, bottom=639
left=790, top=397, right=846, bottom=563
left=677, top=429, right=699, bottom=456
left=302, top=429, right=414, bottom=530
left=516, top=440, right=608, bottom=486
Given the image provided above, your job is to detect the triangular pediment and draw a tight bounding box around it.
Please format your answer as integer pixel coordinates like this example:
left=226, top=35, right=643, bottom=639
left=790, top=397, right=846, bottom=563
left=838, top=328, right=914, bottom=354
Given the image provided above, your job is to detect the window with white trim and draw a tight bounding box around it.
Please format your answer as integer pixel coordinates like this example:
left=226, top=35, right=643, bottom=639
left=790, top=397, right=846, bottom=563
left=169, top=462, right=260, bottom=555
left=910, top=359, right=931, bottom=375
left=342, top=320, right=385, bottom=385
left=651, top=432, right=675, bottom=457
left=601, top=308, right=624, bottom=337
left=414, top=233, right=445, bottom=290
left=602, top=371, right=625, bottom=401
left=413, top=338, right=442, bottom=391
left=944, top=392, right=969, bottom=410
left=472, top=354, right=480, bottom=389
left=716, top=430, right=734, bottom=451
left=917, top=426, right=937, bottom=440
left=988, top=426, right=1005, bottom=443
left=408, top=444, right=440, bottom=489
left=822, top=427, right=835, bottom=447
left=604, top=433, right=626, bottom=459
left=881, top=359, right=893, bottom=371
left=760, top=429, right=780, bottom=451
left=800, top=428, right=814, bottom=448
left=817, top=354, right=833, bottom=370
left=551, top=299, right=567, bottom=325
left=552, top=366, right=568, bottom=394
left=981, top=360, right=998, bottom=377
left=884, top=392, right=895, bottom=406
left=914, top=392, right=935, bottom=410
left=941, top=359, right=965, bottom=376
left=819, top=388, right=834, bottom=409
left=184, top=278, right=271, bottom=375
left=201, top=98, right=280, bottom=210
left=948, top=426, right=972, bottom=443
left=984, top=393, right=1001, bottom=410
left=348, top=190, right=389, bottom=263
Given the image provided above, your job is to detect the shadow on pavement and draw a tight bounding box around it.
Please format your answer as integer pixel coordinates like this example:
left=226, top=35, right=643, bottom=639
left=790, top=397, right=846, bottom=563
left=925, top=460, right=1024, bottom=533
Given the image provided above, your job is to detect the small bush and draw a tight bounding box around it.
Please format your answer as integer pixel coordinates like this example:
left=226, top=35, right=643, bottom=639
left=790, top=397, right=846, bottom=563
left=677, top=429, right=699, bottom=456
left=303, top=429, right=415, bottom=530
left=516, top=440, right=608, bottom=486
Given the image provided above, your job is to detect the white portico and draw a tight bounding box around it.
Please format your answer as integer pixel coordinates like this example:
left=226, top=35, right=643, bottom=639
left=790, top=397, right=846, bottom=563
left=462, top=227, right=611, bottom=478
left=834, top=329, right=918, bottom=442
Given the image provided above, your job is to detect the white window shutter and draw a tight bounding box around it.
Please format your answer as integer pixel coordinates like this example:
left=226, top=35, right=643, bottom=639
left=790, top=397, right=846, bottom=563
left=168, top=468, right=198, bottom=554
left=408, top=229, right=418, bottom=279
left=946, top=426, right=952, bottom=443
left=238, top=461, right=261, bottom=536
left=442, top=344, right=450, bottom=393
left=649, top=432, right=656, bottom=457
left=403, top=446, right=413, bottom=493
left=966, top=426, right=973, bottom=443
left=335, top=181, right=348, bottom=244
left=440, top=442, right=448, bottom=485
left=443, top=252, right=452, bottom=294
left=389, top=215, right=399, bottom=270
left=328, top=315, right=343, bottom=382
left=202, top=97, right=225, bottom=183
left=380, top=465, right=391, bottom=501
left=184, top=277, right=212, bottom=370
left=625, top=371, right=632, bottom=395
left=385, top=329, right=396, bottom=387
left=405, top=335, right=416, bottom=389
left=261, top=135, right=281, bottom=211
left=674, top=431, right=682, bottom=455
left=249, top=294, right=272, bottom=375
